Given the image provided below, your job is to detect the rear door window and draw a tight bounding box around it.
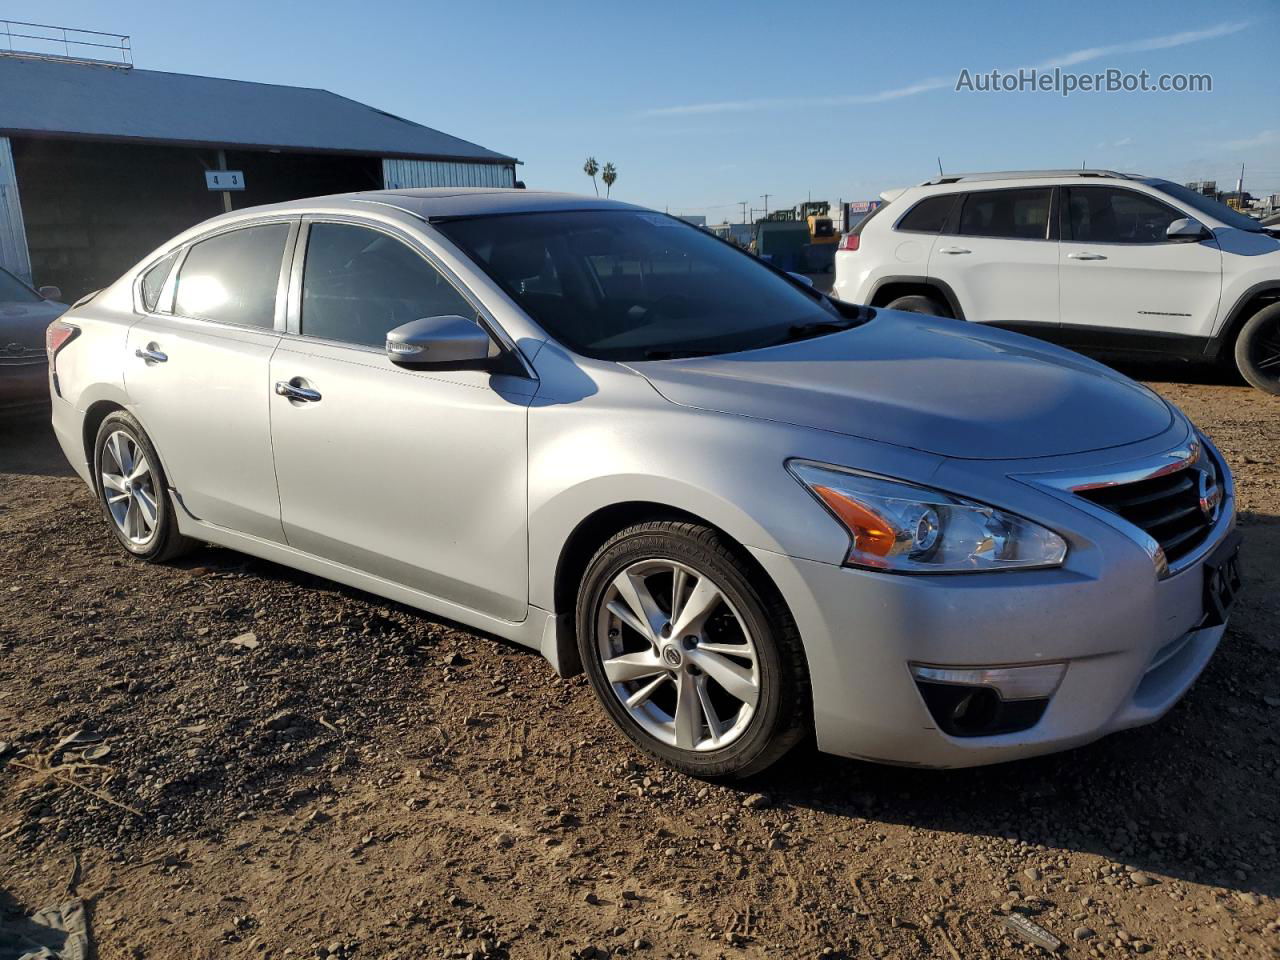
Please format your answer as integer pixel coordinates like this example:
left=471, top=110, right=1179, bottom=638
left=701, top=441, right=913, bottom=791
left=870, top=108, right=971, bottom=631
left=956, top=188, right=1052, bottom=240
left=173, top=223, right=290, bottom=328
left=1065, top=187, right=1183, bottom=244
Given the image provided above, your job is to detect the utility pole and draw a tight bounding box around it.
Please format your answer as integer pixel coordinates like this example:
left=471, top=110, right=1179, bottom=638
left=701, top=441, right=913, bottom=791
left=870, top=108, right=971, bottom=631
left=739, top=200, right=748, bottom=224
left=761, top=194, right=771, bottom=218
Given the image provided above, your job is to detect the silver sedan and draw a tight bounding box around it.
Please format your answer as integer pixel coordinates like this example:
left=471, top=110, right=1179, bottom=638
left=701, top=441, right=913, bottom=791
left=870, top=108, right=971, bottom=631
left=46, top=189, right=1240, bottom=777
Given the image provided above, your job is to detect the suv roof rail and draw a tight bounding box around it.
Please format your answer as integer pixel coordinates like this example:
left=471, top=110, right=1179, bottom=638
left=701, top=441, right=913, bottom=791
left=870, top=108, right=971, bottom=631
left=919, top=169, right=1144, bottom=186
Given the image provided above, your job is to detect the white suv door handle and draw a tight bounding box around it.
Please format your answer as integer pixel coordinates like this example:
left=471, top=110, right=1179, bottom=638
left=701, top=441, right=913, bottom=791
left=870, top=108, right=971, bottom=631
left=275, top=379, right=322, bottom=403
left=135, top=345, right=168, bottom=363
left=937, top=246, right=971, bottom=255
left=1067, top=252, right=1108, bottom=261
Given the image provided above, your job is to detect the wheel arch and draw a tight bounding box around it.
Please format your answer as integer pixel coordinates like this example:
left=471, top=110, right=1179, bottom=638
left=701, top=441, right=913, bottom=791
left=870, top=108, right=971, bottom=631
left=1209, top=282, right=1280, bottom=361
left=547, top=500, right=798, bottom=678
left=867, top=275, right=965, bottom=320
left=81, top=398, right=130, bottom=472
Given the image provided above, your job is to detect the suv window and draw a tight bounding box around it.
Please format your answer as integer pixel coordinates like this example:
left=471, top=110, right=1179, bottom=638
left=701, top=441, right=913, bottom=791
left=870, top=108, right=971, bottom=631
left=140, top=252, right=178, bottom=313
left=1066, top=187, right=1182, bottom=244
left=956, top=188, right=1051, bottom=240
left=300, top=222, right=476, bottom=348
left=174, top=223, right=289, bottom=328
left=896, top=195, right=956, bottom=234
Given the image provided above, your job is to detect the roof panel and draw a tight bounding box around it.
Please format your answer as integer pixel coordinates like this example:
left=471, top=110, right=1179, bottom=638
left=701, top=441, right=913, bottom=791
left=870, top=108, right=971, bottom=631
left=0, top=55, right=517, bottom=163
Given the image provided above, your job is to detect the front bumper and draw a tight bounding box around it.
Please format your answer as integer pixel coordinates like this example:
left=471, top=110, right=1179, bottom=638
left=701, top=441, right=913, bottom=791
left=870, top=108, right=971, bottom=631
left=750, top=444, right=1238, bottom=769
left=0, top=358, right=49, bottom=409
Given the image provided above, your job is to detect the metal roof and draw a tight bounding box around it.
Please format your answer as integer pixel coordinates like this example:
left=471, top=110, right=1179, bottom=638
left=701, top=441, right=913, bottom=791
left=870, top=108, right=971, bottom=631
left=919, top=169, right=1144, bottom=186
left=0, top=54, right=517, bottom=163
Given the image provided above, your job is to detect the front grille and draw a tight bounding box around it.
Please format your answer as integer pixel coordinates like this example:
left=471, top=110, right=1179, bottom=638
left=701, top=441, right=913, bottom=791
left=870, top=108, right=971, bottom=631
left=1076, top=466, right=1214, bottom=565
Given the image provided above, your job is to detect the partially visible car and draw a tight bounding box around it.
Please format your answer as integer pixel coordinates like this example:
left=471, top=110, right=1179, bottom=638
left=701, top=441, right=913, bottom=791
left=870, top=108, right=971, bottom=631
left=833, top=170, right=1280, bottom=395
left=0, top=266, right=66, bottom=411
left=45, top=189, right=1241, bottom=778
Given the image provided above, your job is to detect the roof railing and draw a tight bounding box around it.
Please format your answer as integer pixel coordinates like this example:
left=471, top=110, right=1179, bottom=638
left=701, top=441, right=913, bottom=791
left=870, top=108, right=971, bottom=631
left=920, top=169, right=1141, bottom=186
left=0, top=20, right=132, bottom=68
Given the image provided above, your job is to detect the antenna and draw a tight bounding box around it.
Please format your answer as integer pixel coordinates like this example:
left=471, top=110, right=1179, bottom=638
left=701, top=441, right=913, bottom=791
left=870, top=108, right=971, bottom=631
left=936, top=157, right=944, bottom=177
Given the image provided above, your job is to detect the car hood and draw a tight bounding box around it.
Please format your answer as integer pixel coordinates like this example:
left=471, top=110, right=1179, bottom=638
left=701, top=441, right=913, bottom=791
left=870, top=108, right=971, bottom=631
left=0, top=299, right=66, bottom=350
left=627, top=312, right=1174, bottom=460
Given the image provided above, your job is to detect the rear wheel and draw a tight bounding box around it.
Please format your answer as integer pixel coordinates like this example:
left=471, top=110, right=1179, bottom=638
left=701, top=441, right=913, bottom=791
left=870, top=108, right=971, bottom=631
left=1234, top=302, right=1280, bottom=396
left=884, top=293, right=952, bottom=318
left=93, top=411, right=194, bottom=562
left=576, top=521, right=809, bottom=779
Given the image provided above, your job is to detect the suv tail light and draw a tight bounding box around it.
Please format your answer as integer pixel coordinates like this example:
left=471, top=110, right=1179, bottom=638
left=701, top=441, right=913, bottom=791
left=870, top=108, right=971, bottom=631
left=838, top=234, right=860, bottom=252
left=46, top=320, right=80, bottom=359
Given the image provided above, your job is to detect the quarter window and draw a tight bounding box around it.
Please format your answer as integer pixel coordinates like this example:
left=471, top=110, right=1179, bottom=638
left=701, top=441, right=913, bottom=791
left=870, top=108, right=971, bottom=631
left=1066, top=187, right=1182, bottom=244
left=140, top=252, right=178, bottom=313
left=300, top=223, right=477, bottom=348
left=956, top=188, right=1051, bottom=240
left=896, top=195, right=956, bottom=233
left=174, top=223, right=289, bottom=328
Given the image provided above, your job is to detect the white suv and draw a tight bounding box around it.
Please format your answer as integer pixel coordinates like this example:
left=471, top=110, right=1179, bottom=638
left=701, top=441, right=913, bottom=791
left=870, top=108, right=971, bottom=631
left=833, top=170, right=1280, bottom=394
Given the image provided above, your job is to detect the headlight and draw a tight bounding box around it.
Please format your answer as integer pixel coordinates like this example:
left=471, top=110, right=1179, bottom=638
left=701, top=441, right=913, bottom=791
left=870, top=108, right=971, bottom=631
left=789, top=461, right=1067, bottom=573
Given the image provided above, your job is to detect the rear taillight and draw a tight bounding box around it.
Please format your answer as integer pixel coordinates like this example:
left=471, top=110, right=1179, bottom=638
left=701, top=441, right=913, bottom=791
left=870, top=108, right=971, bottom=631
left=837, top=234, right=860, bottom=252
left=46, top=320, right=79, bottom=360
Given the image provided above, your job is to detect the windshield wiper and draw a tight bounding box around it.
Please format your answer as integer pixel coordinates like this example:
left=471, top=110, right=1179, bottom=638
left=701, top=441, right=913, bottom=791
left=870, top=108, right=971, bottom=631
left=642, top=348, right=718, bottom=360
left=773, top=317, right=866, bottom=345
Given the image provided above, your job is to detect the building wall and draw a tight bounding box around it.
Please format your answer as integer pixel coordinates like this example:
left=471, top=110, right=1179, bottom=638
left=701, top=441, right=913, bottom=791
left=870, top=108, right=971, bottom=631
left=0, top=137, right=32, bottom=283
left=382, top=158, right=515, bottom=189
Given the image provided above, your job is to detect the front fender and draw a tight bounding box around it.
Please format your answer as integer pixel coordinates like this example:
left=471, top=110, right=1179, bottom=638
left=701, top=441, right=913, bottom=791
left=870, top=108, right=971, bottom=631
left=525, top=391, right=944, bottom=613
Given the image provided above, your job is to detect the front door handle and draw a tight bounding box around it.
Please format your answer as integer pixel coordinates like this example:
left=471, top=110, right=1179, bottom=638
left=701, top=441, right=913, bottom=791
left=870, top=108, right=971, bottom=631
left=1067, top=252, right=1108, bottom=261
left=135, top=345, right=168, bottom=363
left=275, top=379, right=322, bottom=403
left=936, top=246, right=971, bottom=255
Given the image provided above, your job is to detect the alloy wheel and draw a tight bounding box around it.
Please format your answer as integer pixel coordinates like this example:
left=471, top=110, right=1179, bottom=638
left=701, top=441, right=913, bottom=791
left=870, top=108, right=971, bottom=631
left=1247, top=316, right=1280, bottom=382
left=100, top=430, right=159, bottom=545
left=594, top=559, right=760, bottom=752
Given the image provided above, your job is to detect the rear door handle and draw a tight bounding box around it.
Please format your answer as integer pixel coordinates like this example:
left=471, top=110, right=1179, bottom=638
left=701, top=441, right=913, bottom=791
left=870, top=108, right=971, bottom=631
left=936, top=246, right=971, bottom=255
left=1067, top=252, right=1108, bottom=261
left=275, top=379, right=322, bottom=403
left=135, top=345, right=168, bottom=363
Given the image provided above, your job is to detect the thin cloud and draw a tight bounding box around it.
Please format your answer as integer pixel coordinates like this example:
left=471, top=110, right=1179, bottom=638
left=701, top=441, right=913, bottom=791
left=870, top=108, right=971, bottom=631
left=641, top=20, right=1248, bottom=118
left=1224, top=129, right=1279, bottom=150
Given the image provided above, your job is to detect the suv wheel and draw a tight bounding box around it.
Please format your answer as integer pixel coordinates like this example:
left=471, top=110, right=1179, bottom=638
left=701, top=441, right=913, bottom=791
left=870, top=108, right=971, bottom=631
left=93, top=411, right=194, bottom=562
left=576, top=521, right=809, bottom=779
left=885, top=294, right=952, bottom=318
left=1234, top=302, right=1280, bottom=396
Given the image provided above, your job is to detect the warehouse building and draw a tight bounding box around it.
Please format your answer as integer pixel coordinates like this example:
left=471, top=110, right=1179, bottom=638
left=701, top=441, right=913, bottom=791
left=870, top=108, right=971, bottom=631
left=0, top=40, right=519, bottom=300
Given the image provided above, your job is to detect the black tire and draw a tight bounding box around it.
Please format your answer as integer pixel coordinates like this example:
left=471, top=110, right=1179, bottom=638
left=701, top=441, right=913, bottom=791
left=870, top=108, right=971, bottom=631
left=576, top=521, right=809, bottom=779
left=92, top=411, right=194, bottom=562
left=1234, top=302, right=1280, bottom=396
left=884, top=293, right=952, bottom=318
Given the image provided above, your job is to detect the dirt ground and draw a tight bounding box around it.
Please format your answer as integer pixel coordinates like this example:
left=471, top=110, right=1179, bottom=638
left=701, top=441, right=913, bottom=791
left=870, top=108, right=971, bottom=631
left=1, top=366, right=1278, bottom=960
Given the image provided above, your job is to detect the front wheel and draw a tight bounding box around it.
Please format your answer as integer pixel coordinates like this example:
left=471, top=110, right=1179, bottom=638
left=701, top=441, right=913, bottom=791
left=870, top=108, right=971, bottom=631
left=576, top=521, right=809, bottom=779
left=885, top=293, right=952, bottom=318
left=93, top=411, right=194, bottom=562
left=1234, top=302, right=1280, bottom=396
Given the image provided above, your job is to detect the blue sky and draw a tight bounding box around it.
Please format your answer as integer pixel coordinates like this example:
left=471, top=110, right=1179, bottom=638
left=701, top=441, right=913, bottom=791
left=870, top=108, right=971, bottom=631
left=12, top=1, right=1279, bottom=220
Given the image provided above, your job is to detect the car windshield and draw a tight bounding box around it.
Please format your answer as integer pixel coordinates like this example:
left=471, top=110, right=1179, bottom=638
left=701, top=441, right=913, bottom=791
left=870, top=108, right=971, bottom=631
left=435, top=210, right=843, bottom=360
left=0, top=267, right=40, bottom=303
left=1147, top=180, right=1264, bottom=233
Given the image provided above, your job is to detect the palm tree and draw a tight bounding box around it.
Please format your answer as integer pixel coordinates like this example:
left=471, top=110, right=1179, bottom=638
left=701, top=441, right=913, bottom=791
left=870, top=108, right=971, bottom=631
left=601, top=162, right=617, bottom=198
left=583, top=156, right=599, bottom=196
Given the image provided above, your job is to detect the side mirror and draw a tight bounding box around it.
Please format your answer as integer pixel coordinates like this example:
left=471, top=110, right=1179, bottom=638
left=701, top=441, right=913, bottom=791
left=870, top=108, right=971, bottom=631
left=787, top=272, right=815, bottom=288
left=1167, top=217, right=1208, bottom=243
left=386, top=315, right=495, bottom=368
left=38, top=285, right=62, bottom=301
